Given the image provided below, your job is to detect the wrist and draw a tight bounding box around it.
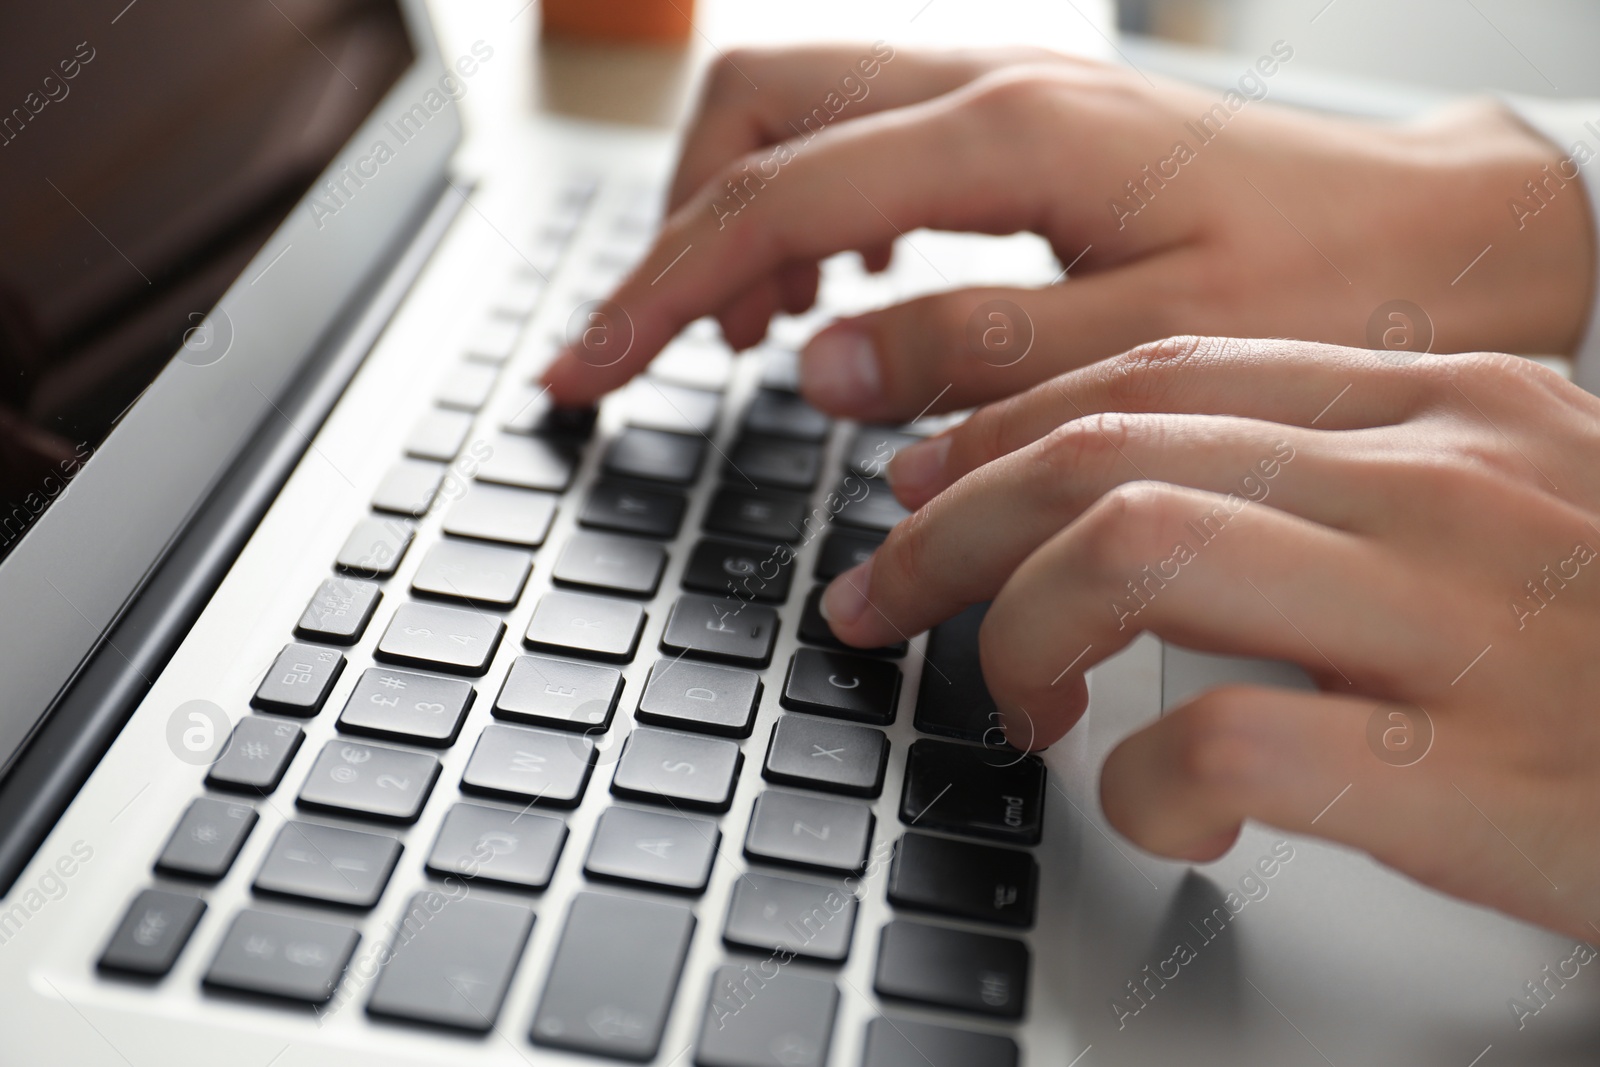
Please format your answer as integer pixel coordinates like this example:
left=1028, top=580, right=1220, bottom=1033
left=1395, top=100, right=1595, bottom=357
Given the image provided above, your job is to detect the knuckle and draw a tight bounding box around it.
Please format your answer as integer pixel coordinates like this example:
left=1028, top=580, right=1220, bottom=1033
left=1100, top=335, right=1220, bottom=411
left=961, top=68, right=1063, bottom=128
left=1075, top=480, right=1188, bottom=576
left=1035, top=412, right=1138, bottom=480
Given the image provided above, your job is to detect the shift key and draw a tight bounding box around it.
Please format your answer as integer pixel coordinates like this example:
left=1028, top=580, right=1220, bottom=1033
left=530, top=891, right=695, bottom=1060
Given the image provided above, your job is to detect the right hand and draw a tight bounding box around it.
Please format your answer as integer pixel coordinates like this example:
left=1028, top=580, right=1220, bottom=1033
left=540, top=43, right=1592, bottom=422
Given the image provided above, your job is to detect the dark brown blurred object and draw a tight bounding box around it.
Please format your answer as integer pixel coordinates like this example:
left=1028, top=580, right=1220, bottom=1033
left=543, top=0, right=694, bottom=44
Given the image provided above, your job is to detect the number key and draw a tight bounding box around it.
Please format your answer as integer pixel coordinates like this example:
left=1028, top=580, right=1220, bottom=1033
left=296, top=740, right=440, bottom=823
left=336, top=668, right=474, bottom=747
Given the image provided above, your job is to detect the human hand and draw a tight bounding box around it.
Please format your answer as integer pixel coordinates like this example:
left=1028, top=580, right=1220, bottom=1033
left=820, top=335, right=1600, bottom=940
left=541, top=44, right=1592, bottom=423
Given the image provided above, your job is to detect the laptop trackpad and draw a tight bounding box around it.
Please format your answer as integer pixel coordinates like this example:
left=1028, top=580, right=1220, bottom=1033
left=1161, top=646, right=1315, bottom=711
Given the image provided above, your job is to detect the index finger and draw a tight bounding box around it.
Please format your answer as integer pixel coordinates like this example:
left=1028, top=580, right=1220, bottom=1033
left=667, top=44, right=1031, bottom=211
left=541, top=71, right=1059, bottom=405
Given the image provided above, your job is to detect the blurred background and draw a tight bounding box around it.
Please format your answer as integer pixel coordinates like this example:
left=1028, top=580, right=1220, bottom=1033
left=1119, top=0, right=1600, bottom=97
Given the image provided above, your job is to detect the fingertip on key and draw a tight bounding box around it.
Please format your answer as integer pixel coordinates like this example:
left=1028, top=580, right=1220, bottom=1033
left=821, top=558, right=873, bottom=633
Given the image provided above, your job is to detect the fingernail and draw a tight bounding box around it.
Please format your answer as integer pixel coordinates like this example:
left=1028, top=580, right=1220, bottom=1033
left=821, top=559, right=872, bottom=628
left=887, top=434, right=951, bottom=499
left=802, top=326, right=881, bottom=411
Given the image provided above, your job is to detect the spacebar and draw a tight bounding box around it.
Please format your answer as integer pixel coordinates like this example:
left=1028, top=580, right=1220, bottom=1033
left=531, top=890, right=696, bottom=1061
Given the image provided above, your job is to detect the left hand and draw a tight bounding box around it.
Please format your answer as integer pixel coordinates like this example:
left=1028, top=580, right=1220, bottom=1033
left=820, top=335, right=1600, bottom=940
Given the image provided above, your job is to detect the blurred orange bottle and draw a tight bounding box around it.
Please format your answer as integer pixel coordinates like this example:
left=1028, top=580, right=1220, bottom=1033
left=543, top=0, right=694, bottom=43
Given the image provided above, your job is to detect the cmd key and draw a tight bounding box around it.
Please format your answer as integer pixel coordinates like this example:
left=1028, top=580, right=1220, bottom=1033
left=900, top=740, right=1045, bottom=846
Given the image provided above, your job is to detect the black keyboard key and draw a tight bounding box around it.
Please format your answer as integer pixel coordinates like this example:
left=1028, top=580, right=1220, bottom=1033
left=475, top=432, right=577, bottom=492
left=295, top=577, right=381, bottom=645
left=728, top=434, right=822, bottom=491
left=462, top=723, right=595, bottom=808
left=834, top=477, right=911, bottom=532
left=744, top=790, right=873, bottom=874
left=763, top=715, right=888, bottom=798
left=254, top=821, right=401, bottom=908
left=846, top=427, right=919, bottom=479
left=682, top=537, right=794, bottom=604
left=744, top=388, right=830, bottom=442
left=372, top=458, right=445, bottom=517
left=915, top=603, right=1000, bottom=742
left=798, top=586, right=905, bottom=658
left=704, top=487, right=809, bottom=543
left=495, top=654, right=623, bottom=732
left=404, top=408, right=473, bottom=462
left=781, top=648, right=900, bottom=725
left=376, top=602, right=505, bottom=676
left=410, top=539, right=532, bottom=607
left=425, top=802, right=567, bottom=890
left=900, top=740, right=1045, bottom=845
left=531, top=891, right=695, bottom=1060
left=251, top=643, right=345, bottom=716
left=636, top=658, right=761, bottom=738
left=155, top=797, right=258, bottom=880
left=553, top=530, right=666, bottom=597
left=335, top=516, right=415, bottom=577
left=502, top=388, right=598, bottom=439
left=583, top=805, right=719, bottom=892
left=98, top=889, right=206, bottom=977
left=873, top=920, right=1028, bottom=1018
left=580, top=479, right=686, bottom=539
left=722, top=872, right=857, bottom=962
left=297, top=740, right=440, bottom=823
left=524, top=590, right=645, bottom=663
left=443, top=483, right=558, bottom=547
left=814, top=529, right=882, bottom=581
left=659, top=594, right=778, bottom=668
left=888, top=833, right=1038, bottom=928
left=861, top=1017, right=1020, bottom=1067
left=696, top=965, right=839, bottom=1067
left=367, top=892, right=534, bottom=1031
left=621, top=379, right=721, bottom=435
left=204, top=909, right=360, bottom=1005
left=336, top=667, right=474, bottom=747
left=604, top=427, right=706, bottom=484
left=206, top=717, right=304, bottom=794
left=611, top=727, right=742, bottom=812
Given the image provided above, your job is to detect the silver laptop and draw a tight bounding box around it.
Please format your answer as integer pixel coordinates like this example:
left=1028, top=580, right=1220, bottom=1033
left=0, top=2, right=1593, bottom=1064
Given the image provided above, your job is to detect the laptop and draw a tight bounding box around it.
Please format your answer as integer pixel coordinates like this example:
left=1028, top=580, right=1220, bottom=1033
left=0, top=2, right=1594, bottom=1064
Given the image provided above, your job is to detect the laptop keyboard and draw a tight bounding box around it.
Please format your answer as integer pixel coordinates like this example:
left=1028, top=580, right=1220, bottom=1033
left=94, top=173, right=1047, bottom=1067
